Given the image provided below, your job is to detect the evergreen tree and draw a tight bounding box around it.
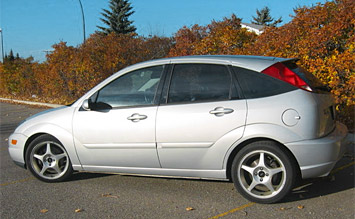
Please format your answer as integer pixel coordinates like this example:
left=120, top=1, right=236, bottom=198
left=4, top=49, right=15, bottom=62
left=252, top=6, right=282, bottom=27
left=9, top=50, right=15, bottom=61
left=97, top=0, right=136, bottom=35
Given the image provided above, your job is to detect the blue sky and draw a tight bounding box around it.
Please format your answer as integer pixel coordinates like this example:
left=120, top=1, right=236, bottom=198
left=1, top=0, right=327, bottom=62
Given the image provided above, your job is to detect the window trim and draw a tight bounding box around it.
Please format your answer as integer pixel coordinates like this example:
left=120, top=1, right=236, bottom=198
left=227, top=65, right=244, bottom=100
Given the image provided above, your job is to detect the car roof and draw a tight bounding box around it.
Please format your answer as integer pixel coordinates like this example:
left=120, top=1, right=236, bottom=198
left=127, top=55, right=296, bottom=72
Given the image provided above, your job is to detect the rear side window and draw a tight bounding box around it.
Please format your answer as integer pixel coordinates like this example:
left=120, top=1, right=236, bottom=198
left=168, top=64, right=233, bottom=103
left=283, top=61, right=330, bottom=93
left=233, top=66, right=296, bottom=99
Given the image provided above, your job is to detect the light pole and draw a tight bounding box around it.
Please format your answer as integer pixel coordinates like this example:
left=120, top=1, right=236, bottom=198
left=0, top=28, right=4, bottom=63
left=78, top=0, right=86, bottom=43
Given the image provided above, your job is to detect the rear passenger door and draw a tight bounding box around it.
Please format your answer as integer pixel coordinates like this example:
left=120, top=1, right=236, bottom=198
left=156, top=64, right=247, bottom=170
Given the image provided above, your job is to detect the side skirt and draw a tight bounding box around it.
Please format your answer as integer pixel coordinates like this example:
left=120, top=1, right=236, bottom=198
left=79, top=165, right=227, bottom=180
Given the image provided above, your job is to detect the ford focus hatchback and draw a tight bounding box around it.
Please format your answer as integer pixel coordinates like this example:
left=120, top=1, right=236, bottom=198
left=8, top=55, right=348, bottom=203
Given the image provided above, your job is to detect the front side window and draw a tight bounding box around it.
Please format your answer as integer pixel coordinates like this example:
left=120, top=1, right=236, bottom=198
left=168, top=64, right=232, bottom=103
left=93, top=65, right=164, bottom=107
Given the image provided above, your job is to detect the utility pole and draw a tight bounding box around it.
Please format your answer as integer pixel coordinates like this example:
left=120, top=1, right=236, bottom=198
left=0, top=28, right=4, bottom=63
left=78, top=0, right=86, bottom=43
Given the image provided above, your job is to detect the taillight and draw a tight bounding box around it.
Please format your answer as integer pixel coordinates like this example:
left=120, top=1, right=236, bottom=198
left=261, top=62, right=312, bottom=91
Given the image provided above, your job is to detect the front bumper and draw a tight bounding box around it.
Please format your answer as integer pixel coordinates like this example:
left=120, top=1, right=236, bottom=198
left=8, top=133, right=28, bottom=169
left=286, top=122, right=348, bottom=179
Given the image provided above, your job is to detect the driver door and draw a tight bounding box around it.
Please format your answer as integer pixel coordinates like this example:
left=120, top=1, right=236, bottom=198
left=72, top=65, right=164, bottom=169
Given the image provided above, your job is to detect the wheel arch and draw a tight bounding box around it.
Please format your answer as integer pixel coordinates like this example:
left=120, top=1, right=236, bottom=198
left=225, top=137, right=301, bottom=181
left=23, top=133, right=48, bottom=168
left=21, top=123, right=81, bottom=169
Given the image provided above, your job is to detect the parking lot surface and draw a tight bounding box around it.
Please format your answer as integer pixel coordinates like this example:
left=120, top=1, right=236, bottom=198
left=1, top=102, right=354, bottom=218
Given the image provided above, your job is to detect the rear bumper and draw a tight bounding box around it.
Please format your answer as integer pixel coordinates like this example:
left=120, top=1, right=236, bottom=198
left=286, top=122, right=348, bottom=179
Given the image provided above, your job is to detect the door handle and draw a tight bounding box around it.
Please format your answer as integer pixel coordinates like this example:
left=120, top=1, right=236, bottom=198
left=209, top=107, right=234, bottom=117
left=127, top=113, right=147, bottom=122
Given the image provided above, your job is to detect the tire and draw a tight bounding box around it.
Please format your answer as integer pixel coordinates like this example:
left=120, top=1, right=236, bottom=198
left=25, top=134, right=73, bottom=182
left=231, top=141, right=296, bottom=204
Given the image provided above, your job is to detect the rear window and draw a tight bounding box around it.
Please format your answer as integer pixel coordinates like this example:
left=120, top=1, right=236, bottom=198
left=283, top=61, right=330, bottom=93
left=233, top=66, right=296, bottom=99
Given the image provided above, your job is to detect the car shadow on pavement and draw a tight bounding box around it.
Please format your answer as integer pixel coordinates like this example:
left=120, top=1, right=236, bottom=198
left=284, top=157, right=354, bottom=203
left=284, top=142, right=355, bottom=203
left=66, top=170, right=231, bottom=184
left=124, top=174, right=233, bottom=185
left=67, top=172, right=113, bottom=182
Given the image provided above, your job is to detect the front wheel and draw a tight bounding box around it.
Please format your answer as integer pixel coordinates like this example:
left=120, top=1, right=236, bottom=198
left=231, top=141, right=296, bottom=204
left=25, top=134, right=73, bottom=182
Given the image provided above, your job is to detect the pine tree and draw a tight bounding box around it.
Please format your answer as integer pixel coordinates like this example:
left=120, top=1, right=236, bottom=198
left=97, top=0, right=136, bottom=35
left=252, top=7, right=282, bottom=27
left=5, top=49, right=15, bottom=62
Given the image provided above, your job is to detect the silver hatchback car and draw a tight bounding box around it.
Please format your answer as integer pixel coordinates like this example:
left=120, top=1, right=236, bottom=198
left=8, top=55, right=348, bottom=203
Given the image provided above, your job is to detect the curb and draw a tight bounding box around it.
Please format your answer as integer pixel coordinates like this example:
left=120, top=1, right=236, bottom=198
left=0, top=98, right=63, bottom=108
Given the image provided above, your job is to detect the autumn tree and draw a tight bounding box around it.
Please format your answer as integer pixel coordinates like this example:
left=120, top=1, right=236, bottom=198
left=252, top=6, right=282, bottom=27
left=169, top=14, right=257, bottom=56
left=21, top=33, right=172, bottom=103
left=195, top=14, right=257, bottom=55
left=168, top=24, right=207, bottom=57
left=248, top=0, right=354, bottom=128
left=0, top=0, right=353, bottom=129
left=138, top=36, right=173, bottom=60
left=97, top=0, right=136, bottom=35
left=0, top=55, right=39, bottom=96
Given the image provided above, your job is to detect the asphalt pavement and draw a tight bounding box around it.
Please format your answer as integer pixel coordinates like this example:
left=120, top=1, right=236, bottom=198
left=0, top=102, right=354, bottom=218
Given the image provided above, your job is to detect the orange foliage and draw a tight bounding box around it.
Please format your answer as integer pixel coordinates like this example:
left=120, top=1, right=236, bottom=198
left=0, top=34, right=172, bottom=104
left=0, top=57, right=39, bottom=97
left=168, top=24, right=207, bottom=56
left=194, top=14, right=257, bottom=55
left=0, top=0, right=353, bottom=128
left=167, top=1, right=354, bottom=128
left=168, top=14, right=257, bottom=56
left=246, top=0, right=354, bottom=127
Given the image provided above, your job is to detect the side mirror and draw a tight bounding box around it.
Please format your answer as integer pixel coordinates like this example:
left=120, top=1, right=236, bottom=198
left=82, top=99, right=90, bottom=111
left=82, top=99, right=112, bottom=111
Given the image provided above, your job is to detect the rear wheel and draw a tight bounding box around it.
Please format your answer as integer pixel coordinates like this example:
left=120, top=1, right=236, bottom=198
left=25, top=134, right=73, bottom=182
left=231, top=141, right=295, bottom=203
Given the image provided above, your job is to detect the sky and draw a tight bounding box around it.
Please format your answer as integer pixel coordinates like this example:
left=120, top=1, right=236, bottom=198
left=0, top=0, right=328, bottom=62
